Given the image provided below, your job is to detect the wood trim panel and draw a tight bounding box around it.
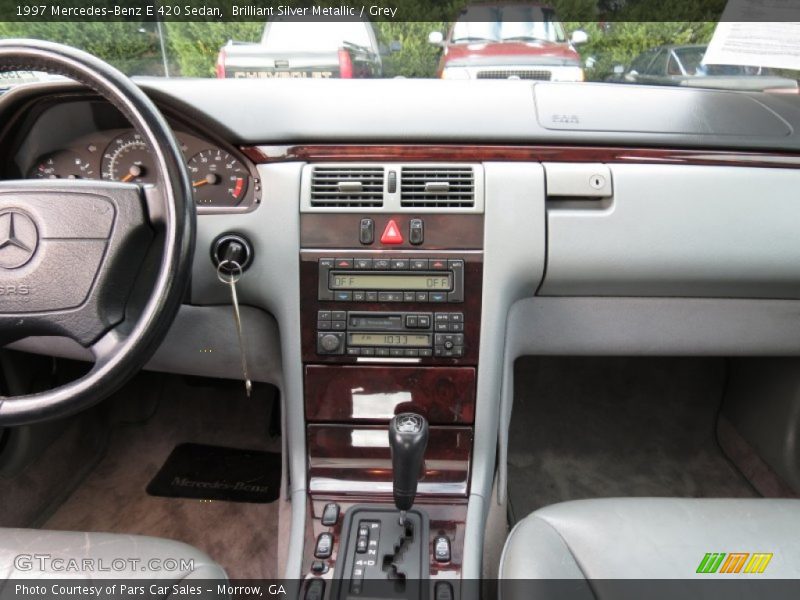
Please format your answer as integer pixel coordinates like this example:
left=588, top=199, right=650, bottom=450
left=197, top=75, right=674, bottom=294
left=307, top=424, right=472, bottom=497
left=300, top=213, right=484, bottom=250
left=305, top=365, right=476, bottom=424
left=242, top=144, right=800, bottom=169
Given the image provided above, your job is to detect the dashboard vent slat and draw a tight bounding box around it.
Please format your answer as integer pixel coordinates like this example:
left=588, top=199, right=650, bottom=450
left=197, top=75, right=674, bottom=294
left=400, top=167, right=475, bottom=208
left=310, top=166, right=385, bottom=207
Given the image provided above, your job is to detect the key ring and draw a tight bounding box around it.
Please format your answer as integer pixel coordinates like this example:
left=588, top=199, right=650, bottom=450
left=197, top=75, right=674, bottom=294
left=216, top=259, right=243, bottom=285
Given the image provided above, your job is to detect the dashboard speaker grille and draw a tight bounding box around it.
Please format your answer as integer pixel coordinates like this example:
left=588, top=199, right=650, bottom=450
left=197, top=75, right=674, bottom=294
left=400, top=166, right=475, bottom=208
left=310, top=166, right=385, bottom=207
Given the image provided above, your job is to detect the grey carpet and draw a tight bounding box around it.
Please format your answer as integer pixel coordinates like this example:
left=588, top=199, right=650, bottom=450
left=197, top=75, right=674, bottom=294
left=508, top=357, right=758, bottom=524
left=43, top=375, right=281, bottom=579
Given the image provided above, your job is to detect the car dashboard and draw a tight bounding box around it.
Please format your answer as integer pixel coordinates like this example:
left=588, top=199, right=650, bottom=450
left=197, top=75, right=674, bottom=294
left=3, top=77, right=800, bottom=582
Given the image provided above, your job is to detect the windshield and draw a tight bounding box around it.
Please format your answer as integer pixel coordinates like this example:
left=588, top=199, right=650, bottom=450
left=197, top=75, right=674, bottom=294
left=674, top=46, right=772, bottom=77
left=451, top=7, right=565, bottom=43
left=1, top=2, right=799, bottom=93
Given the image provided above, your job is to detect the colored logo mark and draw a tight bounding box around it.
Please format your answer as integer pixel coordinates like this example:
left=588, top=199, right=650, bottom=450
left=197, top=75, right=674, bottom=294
left=696, top=552, right=773, bottom=574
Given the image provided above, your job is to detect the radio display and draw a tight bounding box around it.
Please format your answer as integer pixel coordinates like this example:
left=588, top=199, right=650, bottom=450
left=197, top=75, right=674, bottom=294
left=348, top=333, right=432, bottom=348
left=330, top=272, right=452, bottom=291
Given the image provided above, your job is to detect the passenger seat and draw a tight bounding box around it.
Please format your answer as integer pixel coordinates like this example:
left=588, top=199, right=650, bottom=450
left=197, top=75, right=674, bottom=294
left=500, top=498, right=800, bottom=597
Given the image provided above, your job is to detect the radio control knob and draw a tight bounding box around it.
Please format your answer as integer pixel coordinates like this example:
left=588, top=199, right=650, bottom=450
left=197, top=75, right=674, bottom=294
left=320, top=334, right=342, bottom=353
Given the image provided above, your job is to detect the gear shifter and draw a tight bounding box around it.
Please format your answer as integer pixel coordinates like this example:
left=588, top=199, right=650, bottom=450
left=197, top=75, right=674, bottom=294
left=388, top=413, right=429, bottom=525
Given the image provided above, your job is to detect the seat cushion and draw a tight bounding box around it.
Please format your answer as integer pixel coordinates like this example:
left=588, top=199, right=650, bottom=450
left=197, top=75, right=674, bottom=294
left=501, top=498, right=800, bottom=580
left=0, top=528, right=227, bottom=580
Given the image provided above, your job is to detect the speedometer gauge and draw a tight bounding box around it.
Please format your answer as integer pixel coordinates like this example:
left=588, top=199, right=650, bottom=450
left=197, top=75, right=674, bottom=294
left=102, top=132, right=155, bottom=184
left=188, top=149, right=249, bottom=206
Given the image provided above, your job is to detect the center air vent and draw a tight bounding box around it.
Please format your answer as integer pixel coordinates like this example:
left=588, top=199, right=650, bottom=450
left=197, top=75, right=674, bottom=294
left=400, top=167, right=475, bottom=208
left=301, top=163, right=483, bottom=213
left=310, top=166, right=385, bottom=207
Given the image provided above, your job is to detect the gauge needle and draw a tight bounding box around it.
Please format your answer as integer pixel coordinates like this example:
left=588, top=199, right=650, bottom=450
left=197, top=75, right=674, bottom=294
left=121, top=164, right=143, bottom=182
left=193, top=174, right=219, bottom=188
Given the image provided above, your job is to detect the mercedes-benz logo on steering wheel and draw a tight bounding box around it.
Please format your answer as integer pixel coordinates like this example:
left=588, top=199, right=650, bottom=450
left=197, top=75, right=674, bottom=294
left=0, top=209, right=39, bottom=269
left=396, top=414, right=423, bottom=433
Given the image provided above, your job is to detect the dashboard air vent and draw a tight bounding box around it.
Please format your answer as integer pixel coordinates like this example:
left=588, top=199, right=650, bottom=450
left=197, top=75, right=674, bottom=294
left=400, top=166, right=475, bottom=208
left=310, top=166, right=385, bottom=207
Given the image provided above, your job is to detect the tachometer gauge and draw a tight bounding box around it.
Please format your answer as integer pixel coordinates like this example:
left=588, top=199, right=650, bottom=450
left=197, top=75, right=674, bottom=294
left=28, top=151, right=95, bottom=179
left=101, top=131, right=154, bottom=183
left=188, top=149, right=249, bottom=206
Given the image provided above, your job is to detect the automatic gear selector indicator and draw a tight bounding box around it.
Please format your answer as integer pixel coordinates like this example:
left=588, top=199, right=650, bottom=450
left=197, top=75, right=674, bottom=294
left=333, top=507, right=429, bottom=599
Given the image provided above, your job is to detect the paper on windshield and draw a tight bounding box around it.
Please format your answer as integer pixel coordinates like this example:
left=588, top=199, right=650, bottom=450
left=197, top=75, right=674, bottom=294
left=703, top=0, right=800, bottom=70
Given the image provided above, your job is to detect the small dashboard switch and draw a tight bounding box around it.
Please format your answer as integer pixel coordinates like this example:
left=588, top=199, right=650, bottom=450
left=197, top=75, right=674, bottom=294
left=359, top=218, right=374, bottom=245
left=409, top=218, right=424, bottom=245
left=321, top=503, right=340, bottom=526
left=434, top=581, right=454, bottom=600
left=434, top=535, right=451, bottom=562
left=304, top=578, right=325, bottom=600
left=314, top=532, right=333, bottom=558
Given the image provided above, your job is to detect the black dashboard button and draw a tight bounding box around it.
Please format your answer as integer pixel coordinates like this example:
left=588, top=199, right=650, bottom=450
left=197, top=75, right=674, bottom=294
left=409, top=218, right=424, bottom=245
left=391, top=258, right=410, bottom=270
left=434, top=536, right=451, bottom=562
left=354, top=258, right=372, bottom=269
left=305, top=578, right=325, bottom=600
left=359, top=219, right=374, bottom=245
left=434, top=582, right=454, bottom=600
left=335, top=258, right=353, bottom=268
left=321, top=503, right=340, bottom=526
left=410, top=258, right=428, bottom=270
left=314, top=532, right=333, bottom=558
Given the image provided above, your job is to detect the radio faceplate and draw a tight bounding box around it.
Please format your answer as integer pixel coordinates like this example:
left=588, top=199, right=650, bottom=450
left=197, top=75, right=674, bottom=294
left=317, top=311, right=465, bottom=358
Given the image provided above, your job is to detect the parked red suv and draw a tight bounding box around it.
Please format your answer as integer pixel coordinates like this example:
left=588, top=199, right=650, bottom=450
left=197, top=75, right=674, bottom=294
left=430, top=2, right=587, bottom=81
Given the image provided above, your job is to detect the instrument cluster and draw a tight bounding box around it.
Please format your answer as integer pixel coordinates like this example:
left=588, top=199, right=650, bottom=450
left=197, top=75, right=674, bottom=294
left=11, top=99, right=258, bottom=210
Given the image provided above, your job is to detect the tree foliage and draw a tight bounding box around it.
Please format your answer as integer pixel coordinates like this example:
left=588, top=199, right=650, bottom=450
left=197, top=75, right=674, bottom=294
left=0, top=21, right=165, bottom=75
left=562, top=22, right=715, bottom=80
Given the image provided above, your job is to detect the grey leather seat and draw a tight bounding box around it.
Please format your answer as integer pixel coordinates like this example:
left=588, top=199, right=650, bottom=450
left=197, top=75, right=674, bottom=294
left=0, top=528, right=227, bottom=581
left=501, top=498, right=800, bottom=592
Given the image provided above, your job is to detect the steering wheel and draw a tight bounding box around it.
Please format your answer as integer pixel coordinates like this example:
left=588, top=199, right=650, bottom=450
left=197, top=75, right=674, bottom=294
left=0, top=40, right=195, bottom=425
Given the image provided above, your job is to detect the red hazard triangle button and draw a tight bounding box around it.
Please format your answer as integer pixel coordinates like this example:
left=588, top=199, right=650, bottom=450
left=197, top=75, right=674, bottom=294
left=380, top=219, right=404, bottom=245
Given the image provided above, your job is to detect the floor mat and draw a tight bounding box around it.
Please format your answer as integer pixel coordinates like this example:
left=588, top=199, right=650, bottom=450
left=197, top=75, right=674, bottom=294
left=508, top=357, right=758, bottom=524
left=43, top=375, right=281, bottom=579
left=147, top=443, right=281, bottom=503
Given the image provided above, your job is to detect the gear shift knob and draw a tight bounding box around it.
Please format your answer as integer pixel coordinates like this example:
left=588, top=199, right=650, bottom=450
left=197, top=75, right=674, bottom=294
left=389, top=413, right=429, bottom=519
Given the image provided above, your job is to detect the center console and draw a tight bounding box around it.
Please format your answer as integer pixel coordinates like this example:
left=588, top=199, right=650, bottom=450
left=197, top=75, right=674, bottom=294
left=299, top=203, right=483, bottom=599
